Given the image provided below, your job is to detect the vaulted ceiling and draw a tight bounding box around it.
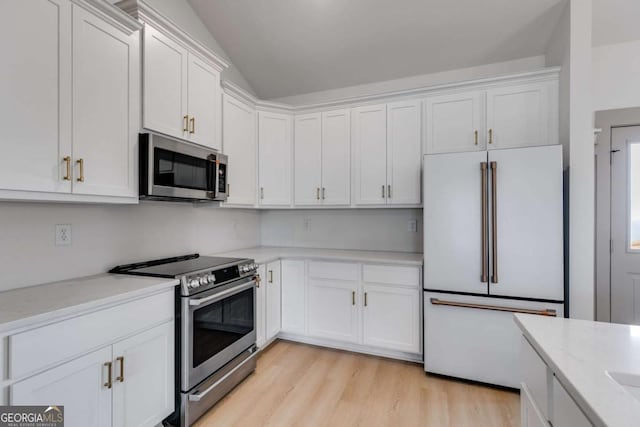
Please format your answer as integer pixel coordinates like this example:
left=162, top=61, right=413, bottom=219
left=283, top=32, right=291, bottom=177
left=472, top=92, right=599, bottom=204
left=189, top=0, right=567, bottom=99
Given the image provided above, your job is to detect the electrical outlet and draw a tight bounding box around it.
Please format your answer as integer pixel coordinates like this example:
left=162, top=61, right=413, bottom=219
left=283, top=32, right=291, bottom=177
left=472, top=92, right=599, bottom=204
left=55, top=224, right=72, bottom=246
left=303, top=218, right=312, bottom=230
left=408, top=219, right=418, bottom=233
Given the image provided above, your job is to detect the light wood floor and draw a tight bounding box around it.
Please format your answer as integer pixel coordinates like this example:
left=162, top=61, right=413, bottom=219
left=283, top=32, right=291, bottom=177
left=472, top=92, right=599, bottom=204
left=194, top=340, right=520, bottom=427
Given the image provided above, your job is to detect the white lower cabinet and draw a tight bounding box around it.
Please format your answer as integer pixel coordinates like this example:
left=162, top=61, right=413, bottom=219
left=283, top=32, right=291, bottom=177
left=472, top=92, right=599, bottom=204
left=308, top=279, right=359, bottom=343
left=281, top=260, right=306, bottom=334
left=521, top=383, right=549, bottom=427
left=552, top=378, right=592, bottom=427
left=265, top=260, right=282, bottom=341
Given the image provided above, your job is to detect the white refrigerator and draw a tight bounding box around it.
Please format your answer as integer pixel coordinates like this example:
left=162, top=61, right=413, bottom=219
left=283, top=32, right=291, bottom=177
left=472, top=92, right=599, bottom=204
left=423, top=145, right=564, bottom=388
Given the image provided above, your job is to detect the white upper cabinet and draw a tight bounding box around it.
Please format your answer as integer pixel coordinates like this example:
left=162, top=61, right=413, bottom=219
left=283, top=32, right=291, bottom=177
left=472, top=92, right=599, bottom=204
left=258, top=111, right=292, bottom=206
left=0, top=0, right=72, bottom=194
left=222, top=94, right=256, bottom=205
left=486, top=81, right=556, bottom=150
left=321, top=109, right=351, bottom=205
left=353, top=104, right=388, bottom=205
left=425, top=91, right=485, bottom=153
left=294, top=113, right=322, bottom=205
left=72, top=4, right=139, bottom=197
left=387, top=100, right=422, bottom=205
left=142, top=23, right=222, bottom=150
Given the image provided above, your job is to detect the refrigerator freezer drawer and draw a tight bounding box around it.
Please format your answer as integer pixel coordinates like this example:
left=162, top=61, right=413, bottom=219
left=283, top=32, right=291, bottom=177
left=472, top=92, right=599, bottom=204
left=424, top=292, right=563, bottom=388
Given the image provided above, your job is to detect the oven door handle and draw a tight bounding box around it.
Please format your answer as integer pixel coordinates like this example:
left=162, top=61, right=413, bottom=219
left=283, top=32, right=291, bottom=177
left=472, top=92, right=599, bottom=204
left=189, top=280, right=255, bottom=307
left=188, top=350, right=258, bottom=402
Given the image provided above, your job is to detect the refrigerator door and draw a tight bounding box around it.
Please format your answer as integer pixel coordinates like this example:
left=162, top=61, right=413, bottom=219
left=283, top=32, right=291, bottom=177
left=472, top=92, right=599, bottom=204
left=487, top=145, right=564, bottom=300
left=424, top=151, right=489, bottom=294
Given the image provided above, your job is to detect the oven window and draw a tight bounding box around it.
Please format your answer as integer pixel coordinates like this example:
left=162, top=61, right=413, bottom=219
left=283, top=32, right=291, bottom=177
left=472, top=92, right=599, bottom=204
left=192, top=287, right=254, bottom=368
left=154, top=147, right=213, bottom=191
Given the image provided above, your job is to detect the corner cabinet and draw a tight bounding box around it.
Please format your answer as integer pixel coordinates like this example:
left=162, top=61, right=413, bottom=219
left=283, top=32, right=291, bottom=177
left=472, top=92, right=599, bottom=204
left=258, top=112, right=292, bottom=206
left=256, top=261, right=284, bottom=348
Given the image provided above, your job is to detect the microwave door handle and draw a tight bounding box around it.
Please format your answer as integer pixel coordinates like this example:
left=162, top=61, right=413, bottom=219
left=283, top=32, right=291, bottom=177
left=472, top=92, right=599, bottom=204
left=189, top=280, right=255, bottom=306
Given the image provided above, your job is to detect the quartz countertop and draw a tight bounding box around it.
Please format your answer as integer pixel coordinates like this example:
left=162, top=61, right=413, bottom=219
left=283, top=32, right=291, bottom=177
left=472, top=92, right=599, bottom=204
left=514, top=314, right=640, bottom=427
left=0, top=274, right=178, bottom=333
left=214, top=246, right=423, bottom=266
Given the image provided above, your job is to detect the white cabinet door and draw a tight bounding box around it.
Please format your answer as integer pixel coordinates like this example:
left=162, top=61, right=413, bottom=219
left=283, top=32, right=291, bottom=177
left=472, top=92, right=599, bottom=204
left=362, top=284, right=420, bottom=353
left=521, top=383, right=550, bottom=427
left=112, top=321, right=174, bottom=427
left=486, top=82, right=553, bottom=150
left=294, top=113, right=322, bottom=206
left=552, top=377, right=591, bottom=427
left=424, top=151, right=488, bottom=294
left=307, top=279, right=359, bottom=343
left=222, top=94, right=256, bottom=205
left=71, top=5, right=138, bottom=197
left=281, top=260, right=306, bottom=334
left=387, top=100, right=422, bottom=205
left=258, top=111, right=292, bottom=206
left=424, top=91, right=485, bottom=154
left=0, top=0, right=72, bottom=193
left=186, top=53, right=220, bottom=150
left=142, top=25, right=187, bottom=139
left=321, top=109, right=351, bottom=205
left=353, top=104, right=387, bottom=205
left=11, top=346, right=112, bottom=427
left=256, top=264, right=267, bottom=347
left=488, top=146, right=563, bottom=300
left=265, top=260, right=282, bottom=340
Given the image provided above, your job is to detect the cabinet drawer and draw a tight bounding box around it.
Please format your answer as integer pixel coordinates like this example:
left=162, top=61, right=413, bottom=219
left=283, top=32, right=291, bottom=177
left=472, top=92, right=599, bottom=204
left=9, top=290, right=174, bottom=379
left=522, top=336, right=551, bottom=420
left=552, top=377, right=592, bottom=427
left=308, top=261, right=359, bottom=281
left=363, top=264, right=420, bottom=288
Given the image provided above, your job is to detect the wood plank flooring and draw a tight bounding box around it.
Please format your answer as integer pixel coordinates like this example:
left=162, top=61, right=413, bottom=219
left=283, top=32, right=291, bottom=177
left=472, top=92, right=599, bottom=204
left=194, top=340, right=520, bottom=427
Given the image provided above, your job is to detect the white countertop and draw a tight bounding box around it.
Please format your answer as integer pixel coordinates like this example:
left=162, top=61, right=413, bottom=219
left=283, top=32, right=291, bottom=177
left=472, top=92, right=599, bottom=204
left=214, top=246, right=424, bottom=266
left=0, top=274, right=178, bottom=334
left=515, top=314, right=640, bottom=427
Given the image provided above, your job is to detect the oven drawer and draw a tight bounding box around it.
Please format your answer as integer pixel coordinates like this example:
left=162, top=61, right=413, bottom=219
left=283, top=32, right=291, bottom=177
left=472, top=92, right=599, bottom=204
left=9, top=290, right=174, bottom=379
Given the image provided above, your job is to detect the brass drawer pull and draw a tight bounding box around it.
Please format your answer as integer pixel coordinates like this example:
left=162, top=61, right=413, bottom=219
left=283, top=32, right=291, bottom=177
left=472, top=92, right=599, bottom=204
left=488, top=128, right=493, bottom=144
left=116, top=356, right=124, bottom=383
left=190, top=117, right=195, bottom=134
left=322, top=187, right=326, bottom=200
left=381, top=185, right=385, bottom=198
left=316, top=187, right=320, bottom=200
left=104, top=361, right=113, bottom=389
left=183, top=115, right=189, bottom=132
left=268, top=270, right=273, bottom=283
left=352, top=291, right=355, bottom=306
left=387, top=185, right=391, bottom=199
left=475, top=130, right=478, bottom=145
left=76, top=158, right=84, bottom=182
left=364, top=292, right=368, bottom=307
left=430, top=298, right=556, bottom=317
left=63, top=156, right=71, bottom=181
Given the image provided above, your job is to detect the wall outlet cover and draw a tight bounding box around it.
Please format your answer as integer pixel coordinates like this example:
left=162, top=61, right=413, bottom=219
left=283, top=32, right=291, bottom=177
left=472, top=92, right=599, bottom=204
left=55, top=224, right=72, bottom=246
left=408, top=219, right=418, bottom=233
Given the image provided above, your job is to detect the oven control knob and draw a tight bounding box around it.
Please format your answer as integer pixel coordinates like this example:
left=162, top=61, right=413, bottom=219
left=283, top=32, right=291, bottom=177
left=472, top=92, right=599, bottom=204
left=240, top=265, right=247, bottom=273
left=199, top=276, right=208, bottom=285
left=188, top=279, right=199, bottom=289
left=207, top=274, right=216, bottom=283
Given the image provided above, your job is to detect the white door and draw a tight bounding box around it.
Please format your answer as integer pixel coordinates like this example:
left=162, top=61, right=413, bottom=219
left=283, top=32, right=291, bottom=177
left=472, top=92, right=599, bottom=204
left=142, top=24, right=187, bottom=139
left=488, top=146, right=564, bottom=300
left=281, top=260, right=306, bottom=334
left=0, top=0, right=72, bottom=193
left=222, top=94, right=256, bottom=205
left=307, top=279, right=359, bottom=343
left=265, top=260, right=282, bottom=340
left=11, top=346, right=112, bottom=427
left=71, top=5, right=138, bottom=197
left=321, top=109, right=351, bottom=205
left=424, top=151, right=489, bottom=294
left=186, top=53, right=220, bottom=150
left=611, top=126, right=640, bottom=324
left=486, top=82, right=551, bottom=150
left=387, top=100, right=422, bottom=205
left=353, top=104, right=387, bottom=205
left=294, top=113, right=322, bottom=206
left=362, top=284, right=420, bottom=353
left=258, top=112, right=292, bottom=206
left=424, top=91, right=485, bottom=154
left=256, top=264, right=267, bottom=347
left=112, top=322, right=174, bottom=427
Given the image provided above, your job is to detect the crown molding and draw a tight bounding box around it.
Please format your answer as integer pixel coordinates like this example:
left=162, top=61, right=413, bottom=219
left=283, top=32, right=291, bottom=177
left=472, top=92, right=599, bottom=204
left=116, top=0, right=229, bottom=71
left=73, top=0, right=142, bottom=34
left=222, top=81, right=295, bottom=113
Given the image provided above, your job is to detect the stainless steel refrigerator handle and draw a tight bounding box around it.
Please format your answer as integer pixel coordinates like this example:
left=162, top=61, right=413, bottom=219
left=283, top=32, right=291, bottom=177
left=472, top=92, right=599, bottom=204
left=490, top=161, right=498, bottom=284
left=430, top=298, right=557, bottom=317
left=481, top=162, right=488, bottom=283
left=189, top=280, right=255, bottom=306
left=188, top=351, right=258, bottom=402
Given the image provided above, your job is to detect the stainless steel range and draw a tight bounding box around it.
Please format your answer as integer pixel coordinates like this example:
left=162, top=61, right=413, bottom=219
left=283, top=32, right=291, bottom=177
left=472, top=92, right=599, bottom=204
left=111, top=254, right=259, bottom=426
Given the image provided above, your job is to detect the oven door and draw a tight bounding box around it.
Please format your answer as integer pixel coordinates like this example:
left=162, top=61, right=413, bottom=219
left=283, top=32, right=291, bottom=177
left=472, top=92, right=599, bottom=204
left=182, top=277, right=256, bottom=391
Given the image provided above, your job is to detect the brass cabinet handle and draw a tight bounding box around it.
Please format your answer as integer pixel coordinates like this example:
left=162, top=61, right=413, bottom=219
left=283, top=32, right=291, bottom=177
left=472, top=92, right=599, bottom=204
left=475, top=130, right=479, bottom=145
left=260, top=187, right=264, bottom=200
left=76, top=159, right=84, bottom=182
left=322, top=187, right=326, bottom=200
left=255, top=274, right=261, bottom=288
left=381, top=185, right=385, bottom=198
left=316, top=187, right=320, bottom=200
left=488, top=128, right=493, bottom=144
left=190, top=117, right=195, bottom=134
left=387, top=185, right=391, bottom=199
left=63, top=156, right=71, bottom=181
left=104, top=361, right=113, bottom=389
left=227, top=184, right=230, bottom=196
left=481, top=162, right=488, bottom=283
left=268, top=270, right=273, bottom=283
left=352, top=291, right=355, bottom=306
left=490, top=161, right=498, bottom=284
left=116, top=356, right=124, bottom=383
left=430, top=298, right=556, bottom=317
left=183, top=115, right=189, bottom=132
left=364, top=292, right=368, bottom=307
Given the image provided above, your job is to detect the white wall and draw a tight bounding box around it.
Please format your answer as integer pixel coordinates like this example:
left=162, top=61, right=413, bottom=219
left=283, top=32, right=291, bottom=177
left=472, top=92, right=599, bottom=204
left=0, top=203, right=260, bottom=291
left=592, top=40, right=640, bottom=112
left=260, top=209, right=423, bottom=253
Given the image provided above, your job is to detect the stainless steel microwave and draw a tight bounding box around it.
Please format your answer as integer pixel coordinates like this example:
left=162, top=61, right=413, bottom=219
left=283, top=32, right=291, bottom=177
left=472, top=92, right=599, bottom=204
left=139, top=133, right=227, bottom=202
